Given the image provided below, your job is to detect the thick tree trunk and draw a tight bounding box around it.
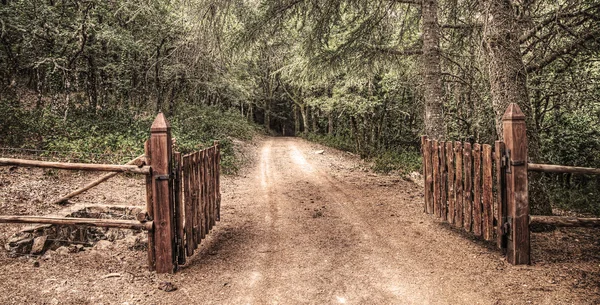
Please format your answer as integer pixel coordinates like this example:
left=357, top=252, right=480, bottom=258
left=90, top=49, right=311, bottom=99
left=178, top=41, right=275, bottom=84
left=311, top=107, right=317, bottom=133
left=483, top=0, right=550, bottom=215
left=421, top=0, right=445, bottom=140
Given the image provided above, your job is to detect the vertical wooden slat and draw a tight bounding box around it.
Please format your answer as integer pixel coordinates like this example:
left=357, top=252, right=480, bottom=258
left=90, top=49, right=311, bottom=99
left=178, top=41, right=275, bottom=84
left=215, top=141, right=221, bottom=222
left=194, top=152, right=200, bottom=248
left=463, top=142, right=472, bottom=232
left=149, top=113, right=175, bottom=274
left=210, top=147, right=216, bottom=228
left=425, top=139, right=434, bottom=214
left=495, top=141, right=506, bottom=249
left=440, top=142, right=447, bottom=221
left=446, top=142, right=455, bottom=224
left=174, top=152, right=185, bottom=265
left=502, top=104, right=530, bottom=265
left=473, top=144, right=482, bottom=236
left=206, top=147, right=214, bottom=230
left=483, top=144, right=494, bottom=241
left=454, top=141, right=463, bottom=227
left=144, top=141, right=155, bottom=271
left=197, top=151, right=204, bottom=242
left=421, top=136, right=429, bottom=213
left=432, top=140, right=441, bottom=217
left=203, top=149, right=210, bottom=235
left=184, top=156, right=194, bottom=256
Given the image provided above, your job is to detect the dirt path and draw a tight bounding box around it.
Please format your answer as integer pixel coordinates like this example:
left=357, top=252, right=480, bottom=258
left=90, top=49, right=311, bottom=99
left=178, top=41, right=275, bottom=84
left=0, top=137, right=598, bottom=304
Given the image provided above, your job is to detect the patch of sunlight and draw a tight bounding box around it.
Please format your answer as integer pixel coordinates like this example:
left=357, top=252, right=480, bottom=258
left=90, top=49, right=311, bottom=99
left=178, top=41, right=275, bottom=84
left=336, top=296, right=347, bottom=304
left=289, top=145, right=314, bottom=172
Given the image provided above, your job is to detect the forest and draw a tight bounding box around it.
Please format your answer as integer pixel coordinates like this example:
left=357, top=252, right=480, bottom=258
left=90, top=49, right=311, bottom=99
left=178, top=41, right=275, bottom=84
left=1, top=0, right=599, bottom=215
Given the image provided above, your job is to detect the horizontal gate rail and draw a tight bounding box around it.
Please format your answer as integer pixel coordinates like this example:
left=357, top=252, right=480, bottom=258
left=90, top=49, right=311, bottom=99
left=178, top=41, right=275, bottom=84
left=530, top=216, right=600, bottom=228
left=0, top=157, right=150, bottom=174
left=0, top=215, right=153, bottom=231
left=527, top=163, right=600, bottom=175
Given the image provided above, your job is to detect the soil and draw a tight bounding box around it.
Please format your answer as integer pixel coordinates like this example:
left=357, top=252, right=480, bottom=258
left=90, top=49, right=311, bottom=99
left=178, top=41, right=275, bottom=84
left=0, top=137, right=599, bottom=304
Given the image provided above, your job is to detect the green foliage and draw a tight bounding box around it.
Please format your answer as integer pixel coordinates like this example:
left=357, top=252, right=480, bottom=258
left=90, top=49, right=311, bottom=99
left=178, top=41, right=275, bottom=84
left=0, top=100, right=257, bottom=172
left=371, top=150, right=421, bottom=175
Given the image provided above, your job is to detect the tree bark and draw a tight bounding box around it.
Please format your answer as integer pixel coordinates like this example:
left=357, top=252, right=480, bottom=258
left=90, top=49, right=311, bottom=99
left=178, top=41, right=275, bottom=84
left=482, top=0, right=550, bottom=215
left=421, top=0, right=445, bottom=140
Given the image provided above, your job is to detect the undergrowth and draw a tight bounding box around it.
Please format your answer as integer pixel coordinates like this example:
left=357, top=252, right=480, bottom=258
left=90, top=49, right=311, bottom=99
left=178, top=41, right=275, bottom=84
left=303, top=133, right=422, bottom=175
left=0, top=100, right=258, bottom=174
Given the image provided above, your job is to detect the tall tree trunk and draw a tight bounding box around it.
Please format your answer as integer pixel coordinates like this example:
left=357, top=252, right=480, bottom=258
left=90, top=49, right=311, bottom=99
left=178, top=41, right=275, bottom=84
left=300, top=104, right=309, bottom=132
left=483, top=0, right=549, bottom=215
left=264, top=99, right=270, bottom=131
left=421, top=0, right=445, bottom=140
left=328, top=112, right=333, bottom=136
left=311, top=106, right=317, bottom=133
left=294, top=104, right=300, bottom=135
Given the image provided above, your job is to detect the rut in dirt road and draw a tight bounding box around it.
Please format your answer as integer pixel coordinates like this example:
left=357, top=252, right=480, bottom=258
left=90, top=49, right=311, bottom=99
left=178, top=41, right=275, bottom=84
left=197, top=137, right=499, bottom=304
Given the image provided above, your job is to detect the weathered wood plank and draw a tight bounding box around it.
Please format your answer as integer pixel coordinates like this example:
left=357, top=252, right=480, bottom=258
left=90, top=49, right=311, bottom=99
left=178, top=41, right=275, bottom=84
left=0, top=216, right=152, bottom=230
left=503, top=103, right=530, bottom=265
left=183, top=155, right=194, bottom=256
left=473, top=144, right=482, bottom=236
left=0, top=158, right=150, bottom=174
left=144, top=141, right=155, bottom=271
left=495, top=141, right=506, bottom=249
left=454, top=141, right=463, bottom=227
left=440, top=142, right=448, bottom=221
left=446, top=142, right=455, bottom=224
left=432, top=140, right=441, bottom=218
left=174, top=152, right=185, bottom=265
left=421, top=136, right=429, bottom=213
left=149, top=113, right=176, bottom=273
left=527, top=163, right=600, bottom=175
left=529, top=216, right=600, bottom=228
left=463, top=142, right=472, bottom=232
left=216, top=142, right=221, bottom=222
left=483, top=144, right=494, bottom=241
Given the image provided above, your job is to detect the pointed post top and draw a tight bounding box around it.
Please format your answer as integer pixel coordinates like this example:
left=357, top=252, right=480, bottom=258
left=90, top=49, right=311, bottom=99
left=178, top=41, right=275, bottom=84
left=151, top=112, right=171, bottom=132
left=502, top=103, right=526, bottom=121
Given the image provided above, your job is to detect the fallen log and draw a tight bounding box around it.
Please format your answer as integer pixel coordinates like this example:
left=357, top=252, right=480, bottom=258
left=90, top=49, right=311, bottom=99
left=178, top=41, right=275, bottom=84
left=0, top=157, right=150, bottom=174
left=530, top=215, right=600, bottom=228
left=0, top=215, right=153, bottom=231
left=50, top=155, right=146, bottom=205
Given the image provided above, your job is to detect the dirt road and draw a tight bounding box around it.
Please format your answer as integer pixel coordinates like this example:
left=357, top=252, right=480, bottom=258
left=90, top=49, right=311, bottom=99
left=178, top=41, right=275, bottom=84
left=0, top=137, right=598, bottom=304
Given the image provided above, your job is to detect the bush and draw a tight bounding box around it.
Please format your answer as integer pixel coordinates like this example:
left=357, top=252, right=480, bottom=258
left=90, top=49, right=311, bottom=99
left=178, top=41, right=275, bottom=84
left=1, top=100, right=258, bottom=173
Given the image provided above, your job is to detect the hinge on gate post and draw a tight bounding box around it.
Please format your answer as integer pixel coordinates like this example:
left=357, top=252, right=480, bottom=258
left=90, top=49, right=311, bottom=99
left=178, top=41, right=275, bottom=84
left=503, top=149, right=511, bottom=174
left=503, top=216, right=512, bottom=240
left=155, top=174, right=170, bottom=181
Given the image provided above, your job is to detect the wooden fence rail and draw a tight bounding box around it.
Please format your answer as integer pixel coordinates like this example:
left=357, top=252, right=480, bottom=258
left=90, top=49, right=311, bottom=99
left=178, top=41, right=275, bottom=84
left=0, top=158, right=150, bottom=174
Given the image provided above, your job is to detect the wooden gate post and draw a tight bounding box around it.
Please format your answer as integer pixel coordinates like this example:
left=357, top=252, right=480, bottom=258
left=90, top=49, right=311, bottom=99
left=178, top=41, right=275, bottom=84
left=149, top=112, right=176, bottom=273
left=502, top=103, right=530, bottom=265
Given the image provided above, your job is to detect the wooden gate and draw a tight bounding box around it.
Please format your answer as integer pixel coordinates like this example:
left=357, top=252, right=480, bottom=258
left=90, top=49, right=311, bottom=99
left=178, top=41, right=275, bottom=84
left=0, top=113, right=222, bottom=274
left=170, top=142, right=222, bottom=267
left=421, top=137, right=507, bottom=248
left=422, top=103, right=600, bottom=265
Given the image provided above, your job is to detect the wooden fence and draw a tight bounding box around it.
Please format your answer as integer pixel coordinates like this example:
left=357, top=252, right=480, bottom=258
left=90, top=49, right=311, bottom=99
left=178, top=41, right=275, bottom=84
left=421, top=138, right=505, bottom=247
left=0, top=113, right=222, bottom=274
left=422, top=103, right=600, bottom=265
